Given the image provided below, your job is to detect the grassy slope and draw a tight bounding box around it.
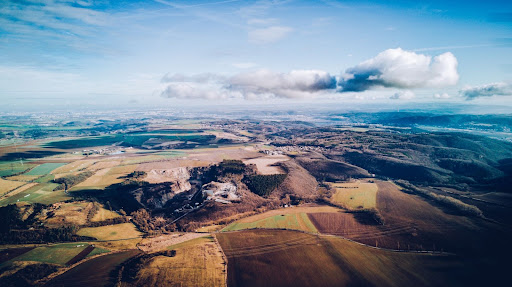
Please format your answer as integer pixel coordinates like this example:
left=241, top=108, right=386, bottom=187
left=77, top=223, right=142, bottom=241
left=9, top=243, right=90, bottom=265
left=223, top=213, right=318, bottom=233
left=330, top=181, right=378, bottom=210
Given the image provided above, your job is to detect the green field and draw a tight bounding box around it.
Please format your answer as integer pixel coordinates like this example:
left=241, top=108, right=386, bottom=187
left=44, top=133, right=216, bottom=149
left=0, top=162, right=36, bottom=177
left=25, top=163, right=68, bottom=176
left=0, top=183, right=69, bottom=206
left=10, top=243, right=90, bottom=265
left=223, top=213, right=318, bottom=233
left=34, top=174, right=55, bottom=183
left=86, top=247, right=110, bottom=258
left=77, top=223, right=142, bottom=241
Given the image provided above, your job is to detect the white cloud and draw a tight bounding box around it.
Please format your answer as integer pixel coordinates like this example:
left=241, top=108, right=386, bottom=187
left=390, top=90, right=415, bottom=100
left=460, top=82, right=512, bottom=100
left=248, top=26, right=293, bottom=44
left=230, top=69, right=337, bottom=98
left=161, top=82, right=241, bottom=100
left=434, top=92, right=451, bottom=99
left=160, top=69, right=337, bottom=100
left=339, top=48, right=459, bottom=92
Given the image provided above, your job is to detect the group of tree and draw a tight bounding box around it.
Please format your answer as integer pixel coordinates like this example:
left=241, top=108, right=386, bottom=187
left=0, top=204, right=94, bottom=244
left=243, top=174, right=287, bottom=197
left=53, top=171, right=94, bottom=190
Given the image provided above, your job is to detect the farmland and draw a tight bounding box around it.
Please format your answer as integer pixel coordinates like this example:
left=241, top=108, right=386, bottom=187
left=329, top=180, right=378, bottom=210
left=42, top=201, right=95, bottom=227
left=1, top=115, right=512, bottom=286
left=0, top=182, right=69, bottom=206
left=0, top=162, right=36, bottom=177
left=43, top=133, right=216, bottom=150
left=0, top=178, right=25, bottom=194
left=24, top=163, right=68, bottom=176
left=217, top=229, right=472, bottom=287
left=243, top=155, right=288, bottom=174
left=6, top=243, right=91, bottom=265
left=45, top=249, right=141, bottom=287
left=76, top=223, right=142, bottom=241
left=90, top=205, right=120, bottom=222
left=223, top=213, right=318, bottom=232
left=121, top=236, right=225, bottom=287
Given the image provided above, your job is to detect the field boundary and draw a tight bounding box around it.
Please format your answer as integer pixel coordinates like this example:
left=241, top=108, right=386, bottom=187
left=34, top=248, right=134, bottom=286
left=219, top=228, right=455, bottom=255
left=213, top=234, right=228, bottom=287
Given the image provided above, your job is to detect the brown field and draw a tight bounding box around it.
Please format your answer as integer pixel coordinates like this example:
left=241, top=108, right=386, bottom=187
left=122, top=236, right=225, bottom=287
left=73, top=164, right=136, bottom=190
left=4, top=174, right=39, bottom=182
left=330, top=180, right=378, bottom=210
left=45, top=249, right=141, bottom=287
left=90, top=205, right=120, bottom=222
left=217, top=229, right=471, bottom=287
left=308, top=212, right=407, bottom=249
left=87, top=160, right=122, bottom=171
left=309, top=180, right=508, bottom=255
left=1, top=182, right=37, bottom=198
left=52, top=159, right=96, bottom=174
left=43, top=201, right=94, bottom=227
left=243, top=155, right=288, bottom=174
left=138, top=233, right=207, bottom=253
left=0, top=178, right=25, bottom=193
left=94, top=238, right=143, bottom=251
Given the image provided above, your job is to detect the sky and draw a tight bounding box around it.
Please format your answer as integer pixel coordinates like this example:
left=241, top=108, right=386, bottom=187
left=1, top=0, right=512, bottom=111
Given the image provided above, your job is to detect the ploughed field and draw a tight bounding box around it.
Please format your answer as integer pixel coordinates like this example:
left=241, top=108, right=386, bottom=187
left=216, top=229, right=476, bottom=287
left=45, top=249, right=141, bottom=287
left=309, top=181, right=509, bottom=255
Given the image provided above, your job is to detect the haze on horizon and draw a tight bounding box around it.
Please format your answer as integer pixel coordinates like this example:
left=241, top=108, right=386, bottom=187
left=1, top=0, right=511, bottom=111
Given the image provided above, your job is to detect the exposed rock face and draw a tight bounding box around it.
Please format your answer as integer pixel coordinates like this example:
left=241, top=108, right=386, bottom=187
left=201, top=181, right=239, bottom=203
left=131, top=168, right=193, bottom=209
left=145, top=167, right=192, bottom=191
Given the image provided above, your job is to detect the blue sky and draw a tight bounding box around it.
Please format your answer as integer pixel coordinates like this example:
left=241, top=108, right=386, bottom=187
left=1, top=0, right=511, bottom=110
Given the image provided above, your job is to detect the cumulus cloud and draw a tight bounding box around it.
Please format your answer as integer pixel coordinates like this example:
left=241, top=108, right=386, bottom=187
left=459, top=82, right=512, bottom=100
left=390, top=90, right=415, bottom=100
left=160, top=48, right=462, bottom=101
left=339, top=48, right=459, bottom=92
left=229, top=69, right=336, bottom=98
left=160, top=69, right=337, bottom=100
left=248, top=26, right=293, bottom=44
